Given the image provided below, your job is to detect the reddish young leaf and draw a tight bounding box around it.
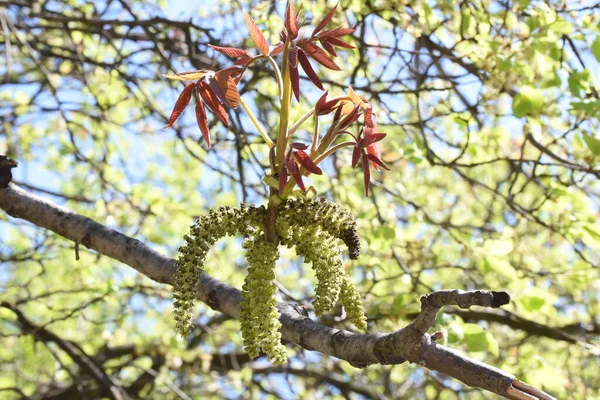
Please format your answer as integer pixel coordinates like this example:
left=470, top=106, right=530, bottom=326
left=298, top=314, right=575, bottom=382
left=270, top=42, right=285, bottom=56
left=289, top=46, right=298, bottom=68
left=278, top=165, right=289, bottom=194
left=163, top=70, right=211, bottom=81
left=312, top=3, right=338, bottom=37
left=347, top=86, right=367, bottom=108
left=318, top=27, right=356, bottom=38
left=297, top=49, right=324, bottom=90
left=332, top=101, right=343, bottom=121
left=195, top=99, right=210, bottom=147
left=234, top=56, right=253, bottom=66
left=198, top=82, right=229, bottom=126
left=362, top=153, right=371, bottom=196
left=363, top=106, right=375, bottom=128
left=214, top=73, right=241, bottom=108
left=315, top=91, right=329, bottom=114
left=286, top=155, right=305, bottom=191
left=298, top=40, right=341, bottom=71
left=164, top=82, right=195, bottom=128
left=208, top=78, right=232, bottom=108
left=367, top=151, right=390, bottom=170
left=217, top=66, right=245, bottom=78
left=323, top=36, right=355, bottom=49
left=289, top=64, right=300, bottom=102
left=285, top=1, right=298, bottom=40
left=339, top=106, right=360, bottom=129
left=351, top=146, right=361, bottom=168
left=319, top=39, right=337, bottom=56
left=361, top=132, right=386, bottom=147
left=279, top=29, right=287, bottom=43
left=294, top=149, right=322, bottom=174
left=208, top=44, right=251, bottom=58
left=243, top=10, right=270, bottom=56
left=291, top=142, right=309, bottom=150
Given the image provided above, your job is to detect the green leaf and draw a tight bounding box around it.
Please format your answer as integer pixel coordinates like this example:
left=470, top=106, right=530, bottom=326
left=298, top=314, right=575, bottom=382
left=463, top=324, right=499, bottom=355
left=512, top=86, right=544, bottom=117
left=592, top=37, right=600, bottom=62
left=485, top=333, right=499, bottom=357
left=582, top=135, right=600, bottom=156
left=521, top=294, right=546, bottom=311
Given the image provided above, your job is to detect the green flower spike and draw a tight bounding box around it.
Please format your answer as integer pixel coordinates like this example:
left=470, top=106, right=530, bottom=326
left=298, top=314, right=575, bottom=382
left=240, top=236, right=287, bottom=364
left=174, top=205, right=265, bottom=338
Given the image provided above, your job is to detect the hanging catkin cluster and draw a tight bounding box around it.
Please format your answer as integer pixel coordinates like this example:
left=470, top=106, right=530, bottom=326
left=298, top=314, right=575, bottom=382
left=174, top=204, right=265, bottom=337
left=277, top=198, right=367, bottom=330
left=240, top=235, right=286, bottom=364
left=173, top=197, right=367, bottom=364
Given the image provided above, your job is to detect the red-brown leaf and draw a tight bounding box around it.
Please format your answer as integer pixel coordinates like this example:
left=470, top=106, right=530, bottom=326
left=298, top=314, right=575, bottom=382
left=352, top=146, right=361, bottom=168
left=208, top=44, right=251, bottom=58
left=285, top=1, right=298, bottom=40
left=243, top=10, right=270, bottom=56
left=208, top=78, right=232, bottom=108
left=289, top=64, right=300, bottom=102
left=318, top=27, right=356, bottom=38
left=339, top=106, right=360, bottom=129
left=270, top=42, right=285, bottom=56
left=367, top=144, right=389, bottom=170
left=297, top=49, right=324, bottom=90
left=164, top=82, right=195, bottom=128
left=289, top=46, right=298, bottom=69
left=198, top=82, right=229, bottom=126
left=291, top=142, right=309, bottom=150
left=195, top=99, right=210, bottom=147
left=215, top=73, right=241, bottom=108
left=363, top=106, right=374, bottom=128
left=294, top=149, right=322, bottom=174
left=323, top=36, right=355, bottom=49
left=312, top=3, right=338, bottom=37
left=286, top=155, right=305, bottom=191
left=234, top=56, right=253, bottom=66
left=361, top=132, right=386, bottom=147
left=320, top=39, right=337, bottom=56
left=367, top=151, right=390, bottom=170
left=279, top=165, right=289, bottom=194
left=315, top=91, right=329, bottom=114
left=298, top=40, right=341, bottom=71
left=362, top=153, right=371, bottom=196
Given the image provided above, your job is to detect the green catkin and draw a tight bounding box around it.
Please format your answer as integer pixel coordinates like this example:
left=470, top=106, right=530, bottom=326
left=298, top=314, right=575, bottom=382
left=241, top=236, right=287, bottom=364
left=291, top=226, right=344, bottom=315
left=278, top=197, right=361, bottom=259
left=174, top=197, right=365, bottom=364
left=340, top=273, right=368, bottom=331
left=174, top=205, right=265, bottom=337
left=276, top=201, right=367, bottom=330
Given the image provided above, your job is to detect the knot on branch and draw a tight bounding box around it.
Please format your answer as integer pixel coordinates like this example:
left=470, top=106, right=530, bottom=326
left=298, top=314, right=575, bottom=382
left=0, top=156, right=18, bottom=188
left=420, top=289, right=510, bottom=311
left=398, top=290, right=512, bottom=345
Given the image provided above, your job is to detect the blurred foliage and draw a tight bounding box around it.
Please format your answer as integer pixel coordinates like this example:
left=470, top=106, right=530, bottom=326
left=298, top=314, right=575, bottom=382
left=0, top=0, right=599, bottom=399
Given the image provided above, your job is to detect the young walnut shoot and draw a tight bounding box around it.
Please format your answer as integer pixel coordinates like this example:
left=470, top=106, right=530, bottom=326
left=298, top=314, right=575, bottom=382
left=165, top=2, right=388, bottom=364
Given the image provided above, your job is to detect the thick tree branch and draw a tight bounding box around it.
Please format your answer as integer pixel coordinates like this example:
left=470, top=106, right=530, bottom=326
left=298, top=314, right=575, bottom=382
left=0, top=184, right=555, bottom=399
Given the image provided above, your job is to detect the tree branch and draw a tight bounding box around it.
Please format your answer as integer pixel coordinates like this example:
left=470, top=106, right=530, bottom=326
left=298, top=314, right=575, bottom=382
left=0, top=184, right=555, bottom=399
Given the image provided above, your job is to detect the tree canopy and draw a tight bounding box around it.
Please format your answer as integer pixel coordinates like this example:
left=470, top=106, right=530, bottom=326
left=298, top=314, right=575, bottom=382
left=1, top=0, right=599, bottom=399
